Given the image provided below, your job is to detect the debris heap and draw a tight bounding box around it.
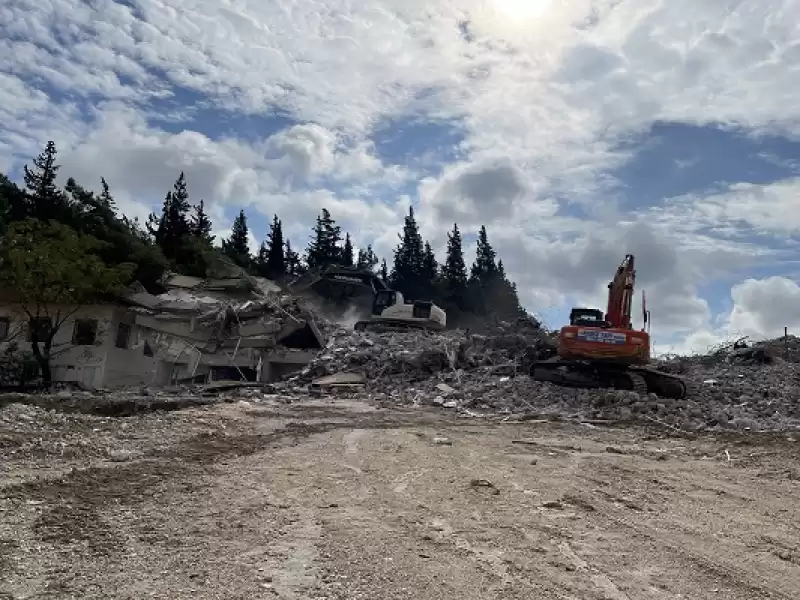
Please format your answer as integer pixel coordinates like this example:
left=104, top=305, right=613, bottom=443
left=292, top=325, right=800, bottom=433
left=124, top=264, right=323, bottom=383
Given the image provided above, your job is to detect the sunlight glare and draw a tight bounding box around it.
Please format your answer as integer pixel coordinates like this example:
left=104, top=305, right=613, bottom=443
left=494, top=0, right=553, bottom=19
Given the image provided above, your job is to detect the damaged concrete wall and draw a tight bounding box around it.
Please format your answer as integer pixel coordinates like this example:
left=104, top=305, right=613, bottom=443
left=0, top=304, right=176, bottom=389
left=0, top=304, right=115, bottom=389
left=102, top=308, right=173, bottom=387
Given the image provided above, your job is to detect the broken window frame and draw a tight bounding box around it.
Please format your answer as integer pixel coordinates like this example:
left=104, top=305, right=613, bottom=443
left=28, top=317, right=53, bottom=342
left=72, top=319, right=99, bottom=346
left=115, top=323, right=131, bottom=349
left=0, top=317, right=9, bottom=341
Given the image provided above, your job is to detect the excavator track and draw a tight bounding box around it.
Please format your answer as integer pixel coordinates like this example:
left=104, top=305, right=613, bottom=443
left=530, top=360, right=688, bottom=400
left=354, top=319, right=439, bottom=333
left=629, top=366, right=688, bottom=400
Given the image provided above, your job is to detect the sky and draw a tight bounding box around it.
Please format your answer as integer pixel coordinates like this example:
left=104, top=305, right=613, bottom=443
left=2, top=0, right=800, bottom=355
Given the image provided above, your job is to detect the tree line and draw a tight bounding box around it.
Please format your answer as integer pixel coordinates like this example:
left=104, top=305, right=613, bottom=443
left=0, top=141, right=526, bottom=334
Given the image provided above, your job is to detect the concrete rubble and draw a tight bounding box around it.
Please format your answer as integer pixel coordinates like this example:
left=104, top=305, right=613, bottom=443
left=124, top=265, right=324, bottom=383
left=287, top=321, right=800, bottom=433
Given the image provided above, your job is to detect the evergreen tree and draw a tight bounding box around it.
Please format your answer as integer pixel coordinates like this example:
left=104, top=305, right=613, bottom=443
left=468, top=226, right=506, bottom=316
left=342, top=233, right=354, bottom=268
left=391, top=206, right=425, bottom=300
left=379, top=258, right=389, bottom=282
left=285, top=239, right=302, bottom=276
left=190, top=199, right=214, bottom=243
left=306, top=208, right=342, bottom=270
left=489, top=259, right=526, bottom=319
left=440, top=223, right=468, bottom=310
left=148, top=172, right=192, bottom=264
left=99, top=178, right=117, bottom=212
left=0, top=174, right=26, bottom=228
left=65, top=176, right=167, bottom=288
left=222, top=209, right=251, bottom=268
left=421, top=241, right=439, bottom=298
left=254, top=241, right=269, bottom=276
left=470, top=225, right=498, bottom=282
left=356, top=245, right=379, bottom=272
left=265, top=215, right=286, bottom=279
left=23, top=140, right=68, bottom=221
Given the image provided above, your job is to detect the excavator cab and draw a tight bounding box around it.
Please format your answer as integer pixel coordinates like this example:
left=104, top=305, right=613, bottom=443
left=569, top=308, right=608, bottom=328
left=373, top=290, right=398, bottom=315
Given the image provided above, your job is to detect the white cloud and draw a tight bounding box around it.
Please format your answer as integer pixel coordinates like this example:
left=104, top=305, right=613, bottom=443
left=3, top=0, right=800, bottom=354
left=728, top=277, right=800, bottom=338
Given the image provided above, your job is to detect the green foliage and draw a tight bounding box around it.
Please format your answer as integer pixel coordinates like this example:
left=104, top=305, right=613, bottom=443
left=379, top=258, right=389, bottom=282
left=65, top=177, right=168, bottom=288
left=306, top=208, right=342, bottom=270
left=0, top=218, right=135, bottom=307
left=440, top=223, right=468, bottom=311
left=342, top=233, right=354, bottom=268
left=23, top=141, right=70, bottom=222
left=390, top=206, right=426, bottom=300
left=148, top=172, right=195, bottom=268
left=285, top=239, right=302, bottom=276
left=356, top=245, right=379, bottom=272
left=265, top=215, right=286, bottom=278
left=190, top=199, right=214, bottom=244
left=0, top=218, right=135, bottom=385
left=222, top=209, right=251, bottom=268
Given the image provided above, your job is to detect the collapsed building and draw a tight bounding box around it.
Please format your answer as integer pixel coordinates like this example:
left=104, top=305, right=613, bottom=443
left=123, top=272, right=323, bottom=385
left=0, top=267, right=324, bottom=390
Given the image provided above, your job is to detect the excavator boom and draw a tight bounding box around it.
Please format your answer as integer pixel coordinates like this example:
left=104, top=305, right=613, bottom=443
left=605, top=254, right=635, bottom=329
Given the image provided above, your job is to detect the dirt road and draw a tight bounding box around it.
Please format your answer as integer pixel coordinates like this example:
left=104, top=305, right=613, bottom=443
left=2, top=396, right=800, bottom=599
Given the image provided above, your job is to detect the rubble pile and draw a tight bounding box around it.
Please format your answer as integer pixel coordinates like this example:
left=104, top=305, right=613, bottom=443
left=292, top=326, right=800, bottom=432
left=293, top=321, right=555, bottom=386
left=123, top=265, right=324, bottom=384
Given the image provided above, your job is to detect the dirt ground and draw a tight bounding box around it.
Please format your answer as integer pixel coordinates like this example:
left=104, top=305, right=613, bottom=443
left=2, top=396, right=800, bottom=600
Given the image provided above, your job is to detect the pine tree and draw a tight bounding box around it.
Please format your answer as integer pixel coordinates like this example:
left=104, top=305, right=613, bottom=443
left=190, top=199, right=214, bottom=243
left=306, top=208, right=342, bottom=270
left=391, top=206, right=425, bottom=300
left=23, top=140, right=67, bottom=221
left=285, top=239, right=302, bottom=276
left=441, top=223, right=468, bottom=310
left=99, top=178, right=117, bottom=212
left=265, top=215, right=286, bottom=279
left=379, top=258, right=389, bottom=282
left=420, top=242, right=439, bottom=299
left=342, top=233, right=354, bottom=267
left=148, top=172, right=193, bottom=263
left=470, top=225, right=498, bottom=282
left=490, top=259, right=525, bottom=319
left=222, top=209, right=251, bottom=268
left=356, top=245, right=379, bottom=272
left=254, top=241, right=269, bottom=277
left=469, top=225, right=501, bottom=316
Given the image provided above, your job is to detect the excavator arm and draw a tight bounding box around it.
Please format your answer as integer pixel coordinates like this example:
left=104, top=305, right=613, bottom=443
left=605, top=254, right=636, bottom=329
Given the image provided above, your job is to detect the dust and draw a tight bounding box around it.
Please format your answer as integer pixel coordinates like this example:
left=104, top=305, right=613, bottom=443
left=335, top=304, right=367, bottom=329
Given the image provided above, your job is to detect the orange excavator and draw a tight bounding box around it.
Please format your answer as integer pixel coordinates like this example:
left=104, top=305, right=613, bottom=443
left=531, top=254, right=688, bottom=399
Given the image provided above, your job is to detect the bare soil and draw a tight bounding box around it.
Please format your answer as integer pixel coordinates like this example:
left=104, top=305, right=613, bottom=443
left=2, top=396, right=800, bottom=599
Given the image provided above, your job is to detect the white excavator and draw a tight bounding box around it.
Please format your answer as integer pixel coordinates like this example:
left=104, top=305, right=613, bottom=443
left=290, top=266, right=447, bottom=332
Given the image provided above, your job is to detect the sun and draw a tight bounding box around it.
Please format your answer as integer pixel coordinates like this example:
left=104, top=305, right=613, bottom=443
left=494, top=0, right=553, bottom=19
